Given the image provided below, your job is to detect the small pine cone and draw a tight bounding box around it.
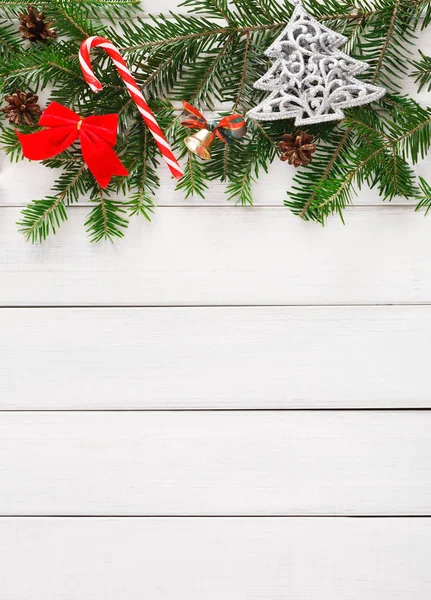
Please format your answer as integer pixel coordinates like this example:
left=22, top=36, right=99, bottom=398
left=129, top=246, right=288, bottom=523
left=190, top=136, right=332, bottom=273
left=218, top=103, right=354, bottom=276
left=278, top=131, right=316, bottom=167
left=2, top=91, right=42, bottom=126
left=19, top=5, right=57, bottom=43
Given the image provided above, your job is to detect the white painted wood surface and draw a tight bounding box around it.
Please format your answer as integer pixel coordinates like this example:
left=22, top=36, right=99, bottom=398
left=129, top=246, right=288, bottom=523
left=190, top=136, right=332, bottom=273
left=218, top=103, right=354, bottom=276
left=1, top=411, right=430, bottom=515
left=2, top=206, right=431, bottom=306
left=0, top=0, right=430, bottom=596
left=1, top=517, right=430, bottom=600
left=1, top=151, right=430, bottom=207
left=1, top=305, right=431, bottom=409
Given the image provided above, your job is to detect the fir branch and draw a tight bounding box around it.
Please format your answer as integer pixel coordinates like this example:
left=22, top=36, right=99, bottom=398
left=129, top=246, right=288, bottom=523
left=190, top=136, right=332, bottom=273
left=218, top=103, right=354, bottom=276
left=122, top=15, right=374, bottom=55
left=125, top=127, right=157, bottom=219
left=392, top=145, right=399, bottom=191
left=287, top=90, right=429, bottom=222
left=297, top=127, right=353, bottom=219
left=383, top=95, right=431, bottom=163
left=180, top=0, right=233, bottom=23
left=0, top=40, right=83, bottom=94
left=16, top=159, right=92, bottom=241
left=48, top=162, right=89, bottom=204
left=342, top=15, right=367, bottom=53
left=18, top=196, right=68, bottom=243
left=176, top=152, right=209, bottom=198
left=204, top=0, right=231, bottom=22
left=118, top=0, right=420, bottom=57
left=411, top=50, right=431, bottom=92
left=127, top=190, right=155, bottom=219
left=344, top=119, right=389, bottom=143
left=415, top=176, right=431, bottom=214
left=0, top=19, right=20, bottom=60
left=223, top=143, right=229, bottom=180
left=250, top=119, right=281, bottom=152
left=0, top=2, right=26, bottom=19
left=122, top=25, right=238, bottom=53
left=76, top=0, right=139, bottom=23
left=226, top=165, right=254, bottom=205
left=359, top=0, right=419, bottom=91
left=224, top=120, right=276, bottom=205
left=250, top=0, right=274, bottom=21
left=289, top=104, right=431, bottom=223
left=0, top=0, right=137, bottom=9
left=43, top=0, right=100, bottom=40
left=413, top=0, right=431, bottom=28
left=139, top=59, right=172, bottom=88
left=230, top=0, right=287, bottom=25
left=185, top=36, right=233, bottom=107
left=122, top=21, right=302, bottom=53
left=0, top=124, right=28, bottom=161
left=370, top=0, right=401, bottom=84
left=233, top=31, right=250, bottom=111
left=85, top=192, right=129, bottom=242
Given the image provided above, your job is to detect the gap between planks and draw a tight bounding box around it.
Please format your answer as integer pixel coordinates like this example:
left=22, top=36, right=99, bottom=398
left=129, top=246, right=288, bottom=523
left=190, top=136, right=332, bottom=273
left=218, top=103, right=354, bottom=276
left=2, top=301, right=431, bottom=308
left=1, top=514, right=431, bottom=518
left=1, top=408, right=431, bottom=412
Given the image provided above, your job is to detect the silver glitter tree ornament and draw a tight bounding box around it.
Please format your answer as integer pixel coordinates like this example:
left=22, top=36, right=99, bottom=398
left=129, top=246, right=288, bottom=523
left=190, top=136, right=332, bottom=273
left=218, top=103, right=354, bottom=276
left=247, top=0, right=386, bottom=125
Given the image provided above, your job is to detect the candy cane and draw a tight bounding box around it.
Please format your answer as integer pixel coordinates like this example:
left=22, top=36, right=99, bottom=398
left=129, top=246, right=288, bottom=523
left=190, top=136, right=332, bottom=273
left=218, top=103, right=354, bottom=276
left=79, top=36, right=183, bottom=180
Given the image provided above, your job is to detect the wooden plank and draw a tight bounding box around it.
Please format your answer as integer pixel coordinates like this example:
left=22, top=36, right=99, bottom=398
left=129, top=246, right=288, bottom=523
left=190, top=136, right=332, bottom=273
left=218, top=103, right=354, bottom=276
left=1, top=152, right=428, bottom=208
left=0, top=154, right=303, bottom=207
left=1, top=306, right=431, bottom=409
left=1, top=206, right=431, bottom=306
left=1, top=411, right=430, bottom=515
left=0, top=517, right=430, bottom=600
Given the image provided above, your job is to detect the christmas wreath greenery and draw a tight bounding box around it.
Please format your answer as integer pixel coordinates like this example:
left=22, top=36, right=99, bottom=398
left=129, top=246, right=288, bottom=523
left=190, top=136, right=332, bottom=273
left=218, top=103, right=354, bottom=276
left=0, top=0, right=430, bottom=242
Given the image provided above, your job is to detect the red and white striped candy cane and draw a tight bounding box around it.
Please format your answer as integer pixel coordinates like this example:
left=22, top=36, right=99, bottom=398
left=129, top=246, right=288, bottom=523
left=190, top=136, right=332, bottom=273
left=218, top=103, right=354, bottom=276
left=79, top=36, right=183, bottom=180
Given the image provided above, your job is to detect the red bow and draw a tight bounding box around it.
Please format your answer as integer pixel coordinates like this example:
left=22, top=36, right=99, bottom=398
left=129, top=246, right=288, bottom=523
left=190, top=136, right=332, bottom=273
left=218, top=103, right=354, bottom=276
left=180, top=101, right=247, bottom=144
left=17, top=101, right=128, bottom=188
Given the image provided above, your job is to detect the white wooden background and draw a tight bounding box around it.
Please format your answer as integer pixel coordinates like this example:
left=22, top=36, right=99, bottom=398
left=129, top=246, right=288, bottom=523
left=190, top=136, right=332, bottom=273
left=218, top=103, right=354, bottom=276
left=0, top=3, right=431, bottom=598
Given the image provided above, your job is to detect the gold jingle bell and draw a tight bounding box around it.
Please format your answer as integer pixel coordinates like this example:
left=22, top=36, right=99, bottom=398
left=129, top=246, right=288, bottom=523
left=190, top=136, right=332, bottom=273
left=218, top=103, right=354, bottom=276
left=184, top=128, right=215, bottom=160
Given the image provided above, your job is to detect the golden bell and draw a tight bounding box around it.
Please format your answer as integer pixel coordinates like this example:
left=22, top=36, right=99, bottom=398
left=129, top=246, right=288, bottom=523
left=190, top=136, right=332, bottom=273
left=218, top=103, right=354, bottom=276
left=184, top=129, right=216, bottom=160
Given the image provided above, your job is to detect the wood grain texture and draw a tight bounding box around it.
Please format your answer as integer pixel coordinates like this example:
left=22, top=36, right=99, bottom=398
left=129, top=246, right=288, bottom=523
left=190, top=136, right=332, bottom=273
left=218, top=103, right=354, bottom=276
left=1, top=152, right=429, bottom=207
left=1, top=206, right=431, bottom=306
left=1, top=305, right=431, bottom=409
left=1, top=411, right=430, bottom=515
left=1, top=517, right=430, bottom=600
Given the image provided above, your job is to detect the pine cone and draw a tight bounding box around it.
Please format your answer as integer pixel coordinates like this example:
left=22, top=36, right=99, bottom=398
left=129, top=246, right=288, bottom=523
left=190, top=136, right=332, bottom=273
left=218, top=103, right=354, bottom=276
left=19, top=5, right=57, bottom=43
left=279, top=131, right=316, bottom=167
left=2, top=91, right=42, bottom=126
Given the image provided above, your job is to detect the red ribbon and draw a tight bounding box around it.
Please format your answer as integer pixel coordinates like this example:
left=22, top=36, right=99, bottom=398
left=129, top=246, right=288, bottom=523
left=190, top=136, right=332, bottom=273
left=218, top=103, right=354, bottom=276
left=180, top=101, right=247, bottom=144
left=17, top=101, right=128, bottom=189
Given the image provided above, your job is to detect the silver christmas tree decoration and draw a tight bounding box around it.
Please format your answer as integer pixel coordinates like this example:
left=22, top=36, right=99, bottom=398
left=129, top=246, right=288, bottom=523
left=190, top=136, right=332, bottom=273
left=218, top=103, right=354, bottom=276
left=247, top=0, right=386, bottom=125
